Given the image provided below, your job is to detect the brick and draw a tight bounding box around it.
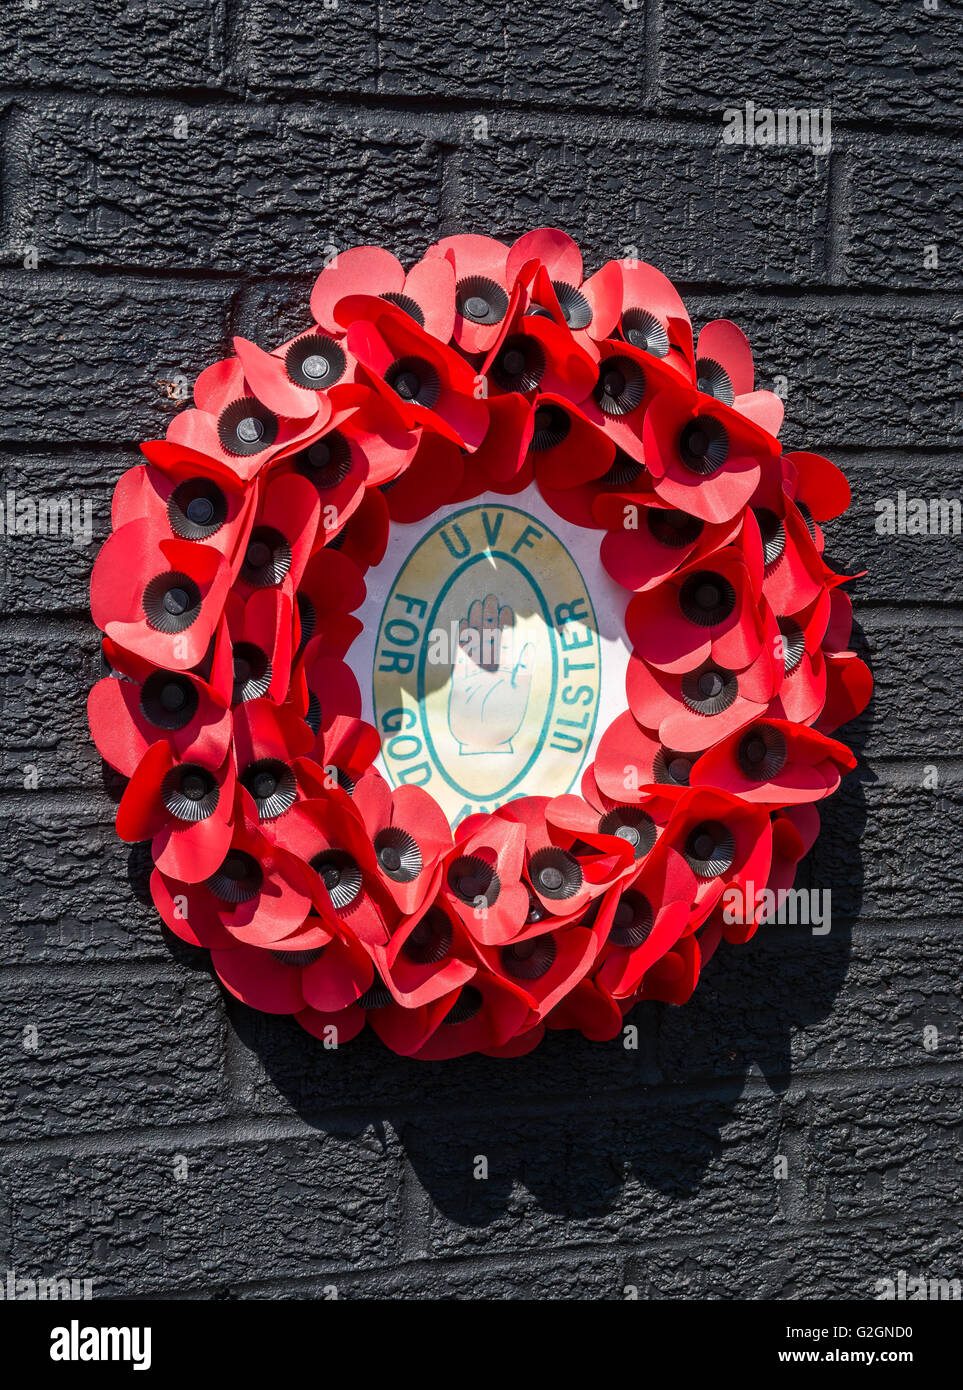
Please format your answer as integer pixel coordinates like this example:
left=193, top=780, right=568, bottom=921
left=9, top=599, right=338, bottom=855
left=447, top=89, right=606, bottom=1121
left=0, top=965, right=226, bottom=1140
left=231, top=276, right=319, bottom=352
left=829, top=457, right=963, bottom=604
left=813, top=777, right=963, bottom=921
left=2, top=0, right=960, bottom=1303
left=413, top=1075, right=963, bottom=1260
left=845, top=140, right=963, bottom=289
left=0, top=481, right=110, bottom=615
left=413, top=1091, right=785, bottom=1257
left=0, top=620, right=102, bottom=789
left=378, top=0, right=647, bottom=107
left=30, top=103, right=446, bottom=274
left=2, top=1127, right=401, bottom=1294
left=624, top=1215, right=963, bottom=1299
left=236, top=0, right=379, bottom=95
left=234, top=1249, right=628, bottom=1298
left=237, top=0, right=649, bottom=109
left=450, top=124, right=829, bottom=284
left=0, top=1186, right=9, bottom=1266
left=686, top=292, right=963, bottom=451
left=803, top=1078, right=963, bottom=1224
left=656, top=921, right=963, bottom=1085
left=839, top=612, right=962, bottom=760
left=0, top=272, right=232, bottom=444
left=0, top=1, right=226, bottom=93
left=29, top=104, right=257, bottom=272
left=327, top=121, right=447, bottom=263
left=658, top=0, right=963, bottom=126
left=0, top=796, right=170, bottom=963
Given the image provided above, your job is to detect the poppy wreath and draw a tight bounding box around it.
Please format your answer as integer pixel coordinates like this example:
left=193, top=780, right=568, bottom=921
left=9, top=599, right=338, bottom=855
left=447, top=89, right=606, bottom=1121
left=88, top=227, right=872, bottom=1060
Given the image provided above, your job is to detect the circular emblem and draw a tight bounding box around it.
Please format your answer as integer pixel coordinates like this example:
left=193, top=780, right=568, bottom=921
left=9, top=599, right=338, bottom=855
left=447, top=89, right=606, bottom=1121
left=372, top=503, right=601, bottom=822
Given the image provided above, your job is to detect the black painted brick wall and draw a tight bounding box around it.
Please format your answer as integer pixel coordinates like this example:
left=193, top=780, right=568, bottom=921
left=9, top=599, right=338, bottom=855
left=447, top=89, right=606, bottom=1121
left=0, top=0, right=961, bottom=1300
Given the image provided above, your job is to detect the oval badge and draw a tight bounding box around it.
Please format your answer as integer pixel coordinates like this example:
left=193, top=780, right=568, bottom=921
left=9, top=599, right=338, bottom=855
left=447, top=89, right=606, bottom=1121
left=372, top=504, right=602, bottom=824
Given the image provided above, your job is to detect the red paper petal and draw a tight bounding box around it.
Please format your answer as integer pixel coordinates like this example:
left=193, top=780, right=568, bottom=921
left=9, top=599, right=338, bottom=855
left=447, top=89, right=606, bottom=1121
left=310, top=246, right=404, bottom=332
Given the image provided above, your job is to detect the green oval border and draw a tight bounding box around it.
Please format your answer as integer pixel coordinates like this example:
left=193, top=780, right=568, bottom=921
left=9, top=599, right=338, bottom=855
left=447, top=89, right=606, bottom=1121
left=372, top=503, right=601, bottom=807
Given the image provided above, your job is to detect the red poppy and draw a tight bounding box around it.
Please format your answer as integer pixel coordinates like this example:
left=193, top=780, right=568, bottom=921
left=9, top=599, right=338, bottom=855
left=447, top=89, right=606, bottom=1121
left=642, top=379, right=781, bottom=524
left=370, top=891, right=477, bottom=1008
left=293, top=545, right=366, bottom=658
left=272, top=796, right=396, bottom=947
left=353, top=771, right=452, bottom=914
left=115, top=740, right=237, bottom=884
left=224, top=586, right=293, bottom=707
left=443, top=814, right=530, bottom=945
left=594, top=843, right=698, bottom=999
left=611, top=258, right=696, bottom=382
left=526, top=395, right=616, bottom=491
left=690, top=717, right=856, bottom=804
left=494, top=795, right=633, bottom=917
left=288, top=638, right=362, bottom=739
left=694, top=318, right=785, bottom=436
left=714, top=802, right=821, bottom=946
left=636, top=930, right=702, bottom=1006
left=325, top=485, right=390, bottom=572
left=593, top=708, right=702, bottom=800
left=535, top=468, right=639, bottom=530
left=166, top=353, right=330, bottom=482
left=89, top=639, right=231, bottom=778
left=115, top=442, right=257, bottom=574
left=597, top=493, right=740, bottom=594
left=506, top=226, right=623, bottom=350
left=206, top=910, right=363, bottom=1017
left=625, top=545, right=767, bottom=677
left=404, top=968, right=533, bottom=1060
left=360, top=978, right=452, bottom=1057
left=231, top=697, right=315, bottom=826
left=625, top=635, right=780, bottom=754
left=545, top=788, right=679, bottom=862
left=151, top=802, right=323, bottom=949
left=211, top=943, right=311, bottom=1014
left=272, top=388, right=418, bottom=545
left=816, top=652, right=874, bottom=736
left=426, top=232, right=512, bottom=355
left=782, top=450, right=852, bottom=537
left=543, top=976, right=624, bottom=1041
left=312, top=714, right=381, bottom=796
left=473, top=907, right=607, bottom=1024
left=348, top=302, right=488, bottom=450
left=576, top=338, right=683, bottom=466
left=767, top=802, right=821, bottom=897
left=748, top=457, right=845, bottom=617
left=480, top=282, right=600, bottom=407
left=660, top=786, right=773, bottom=914
left=231, top=332, right=362, bottom=420
left=457, top=391, right=533, bottom=494
left=381, top=433, right=466, bottom=524
left=312, top=245, right=456, bottom=344
left=766, top=589, right=833, bottom=725
left=90, top=517, right=233, bottom=671
left=298, top=924, right=376, bottom=1016
left=233, top=472, right=320, bottom=600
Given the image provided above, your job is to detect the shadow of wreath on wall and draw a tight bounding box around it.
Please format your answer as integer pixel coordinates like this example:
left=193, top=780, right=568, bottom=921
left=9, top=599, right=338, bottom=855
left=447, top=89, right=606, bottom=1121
left=138, top=673, right=868, bottom=1230
left=101, top=558, right=872, bottom=1231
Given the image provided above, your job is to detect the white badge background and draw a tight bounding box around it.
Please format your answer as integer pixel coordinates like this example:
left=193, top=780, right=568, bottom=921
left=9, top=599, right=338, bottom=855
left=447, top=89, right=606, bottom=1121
left=351, top=484, right=633, bottom=791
